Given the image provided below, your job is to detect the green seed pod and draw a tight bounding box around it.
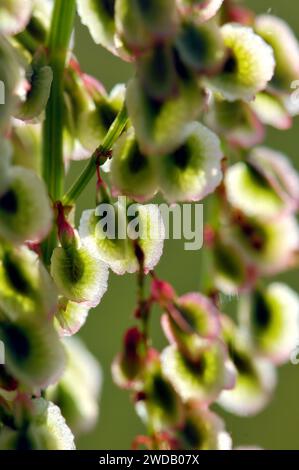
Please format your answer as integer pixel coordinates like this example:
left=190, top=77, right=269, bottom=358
left=157, top=121, right=223, bottom=203
left=227, top=212, right=299, bottom=275
left=128, top=203, right=165, bottom=274
left=0, top=246, right=57, bottom=321
left=175, top=19, right=225, bottom=74
left=212, top=238, right=251, bottom=295
left=0, top=166, right=53, bottom=244
left=0, top=36, right=20, bottom=132
left=225, top=162, right=285, bottom=219
left=76, top=0, right=117, bottom=55
left=109, top=83, right=126, bottom=109
left=64, top=64, right=95, bottom=140
left=78, top=84, right=124, bottom=152
left=161, top=292, right=221, bottom=361
left=249, top=147, right=299, bottom=214
left=161, top=341, right=234, bottom=403
left=239, top=285, right=299, bottom=365
left=79, top=203, right=165, bottom=275
left=251, top=92, right=292, bottom=130
left=55, top=297, right=89, bottom=337
left=218, top=315, right=276, bottom=416
left=21, top=0, right=51, bottom=49
left=47, top=337, right=102, bottom=435
left=126, top=76, right=205, bottom=155
left=136, top=44, right=178, bottom=101
left=79, top=205, right=132, bottom=276
left=115, top=0, right=178, bottom=53
left=135, top=357, right=184, bottom=432
left=0, top=398, right=74, bottom=450
left=0, top=0, right=33, bottom=35
left=255, top=15, right=299, bottom=92
left=179, top=405, right=232, bottom=450
left=112, top=327, right=146, bottom=390
left=11, top=123, right=41, bottom=173
left=29, top=399, right=75, bottom=450
left=177, top=0, right=224, bottom=23
left=0, top=317, right=66, bottom=389
left=15, top=61, right=53, bottom=121
left=0, top=398, right=75, bottom=450
left=205, top=96, right=265, bottom=148
left=206, top=23, right=275, bottom=101
left=51, top=232, right=109, bottom=307
left=110, top=128, right=159, bottom=202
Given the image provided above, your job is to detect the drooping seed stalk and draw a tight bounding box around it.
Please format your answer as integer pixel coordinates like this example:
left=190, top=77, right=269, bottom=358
left=42, top=0, right=76, bottom=264
left=62, top=104, right=128, bottom=206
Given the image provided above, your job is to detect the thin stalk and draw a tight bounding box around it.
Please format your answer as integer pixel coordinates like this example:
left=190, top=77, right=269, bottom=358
left=42, top=0, right=76, bottom=264
left=62, top=104, right=128, bottom=206
left=134, top=241, right=150, bottom=342
left=199, top=194, right=215, bottom=293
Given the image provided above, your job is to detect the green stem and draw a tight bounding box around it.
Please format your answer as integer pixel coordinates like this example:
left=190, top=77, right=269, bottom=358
left=62, top=104, right=128, bottom=206
left=43, top=0, right=76, bottom=199
left=134, top=242, right=150, bottom=342
left=199, top=194, right=216, bottom=293
left=42, top=0, right=76, bottom=264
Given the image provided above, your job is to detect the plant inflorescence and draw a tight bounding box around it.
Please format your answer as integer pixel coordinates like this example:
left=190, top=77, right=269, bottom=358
left=0, top=0, right=299, bottom=450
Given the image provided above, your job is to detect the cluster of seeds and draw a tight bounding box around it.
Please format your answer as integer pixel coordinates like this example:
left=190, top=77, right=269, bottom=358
left=0, top=0, right=298, bottom=450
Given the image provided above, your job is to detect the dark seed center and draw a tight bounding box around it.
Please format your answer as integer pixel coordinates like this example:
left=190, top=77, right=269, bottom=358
left=0, top=190, right=18, bottom=214
left=128, top=143, right=148, bottom=174
left=3, top=255, right=31, bottom=295
left=184, top=355, right=206, bottom=376
left=137, top=0, right=152, bottom=14
left=253, top=291, right=271, bottom=329
left=102, top=0, right=115, bottom=18
left=0, top=323, right=31, bottom=362
left=182, top=420, right=202, bottom=448
left=65, top=251, right=85, bottom=284
left=229, top=344, right=253, bottom=376
left=152, top=375, right=175, bottom=414
left=172, top=145, right=191, bottom=170
left=223, top=54, right=237, bottom=74
left=98, top=103, right=118, bottom=132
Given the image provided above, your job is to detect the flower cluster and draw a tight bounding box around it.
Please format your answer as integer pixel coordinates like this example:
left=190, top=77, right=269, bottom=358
left=0, top=0, right=105, bottom=449
left=0, top=0, right=298, bottom=450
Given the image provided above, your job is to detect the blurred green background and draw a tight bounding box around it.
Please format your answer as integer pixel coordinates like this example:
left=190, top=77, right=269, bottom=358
left=69, top=0, right=299, bottom=450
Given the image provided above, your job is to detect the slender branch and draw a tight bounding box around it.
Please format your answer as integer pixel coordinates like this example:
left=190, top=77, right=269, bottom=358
left=42, top=0, right=76, bottom=264
left=133, top=241, right=151, bottom=342
left=43, top=0, right=76, bottom=199
left=199, top=194, right=214, bottom=293
left=62, top=104, right=128, bottom=206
